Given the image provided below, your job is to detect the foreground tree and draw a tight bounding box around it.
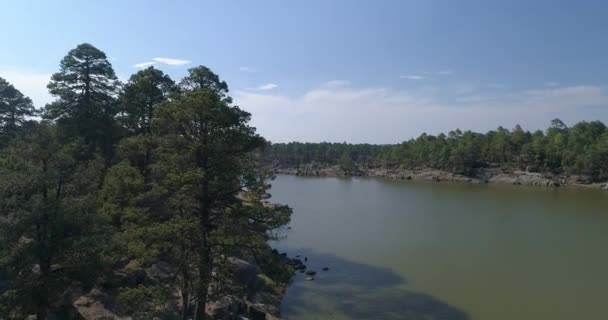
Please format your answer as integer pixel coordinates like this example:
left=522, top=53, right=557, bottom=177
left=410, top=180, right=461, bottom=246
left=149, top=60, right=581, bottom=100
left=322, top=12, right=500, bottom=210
left=0, top=77, right=36, bottom=147
left=118, top=67, right=176, bottom=135
left=154, top=88, right=290, bottom=319
left=0, top=124, right=106, bottom=319
left=180, top=66, right=232, bottom=102
left=44, top=43, right=121, bottom=159
left=99, top=69, right=291, bottom=318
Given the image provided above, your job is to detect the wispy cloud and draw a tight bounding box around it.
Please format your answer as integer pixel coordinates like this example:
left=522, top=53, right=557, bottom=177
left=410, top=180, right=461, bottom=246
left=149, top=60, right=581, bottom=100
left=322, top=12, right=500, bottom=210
left=133, top=57, right=191, bottom=68
left=400, top=75, right=424, bottom=80
left=324, top=80, right=351, bottom=87
left=438, top=70, right=453, bottom=75
left=235, top=81, right=608, bottom=143
left=152, top=57, right=191, bottom=66
left=133, top=61, right=157, bottom=68
left=239, top=66, right=256, bottom=73
left=256, top=83, right=278, bottom=90
left=0, top=67, right=52, bottom=108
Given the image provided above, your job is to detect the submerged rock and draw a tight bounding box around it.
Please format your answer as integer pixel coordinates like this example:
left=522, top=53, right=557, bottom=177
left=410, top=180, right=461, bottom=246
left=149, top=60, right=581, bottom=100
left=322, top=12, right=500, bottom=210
left=305, top=271, right=316, bottom=276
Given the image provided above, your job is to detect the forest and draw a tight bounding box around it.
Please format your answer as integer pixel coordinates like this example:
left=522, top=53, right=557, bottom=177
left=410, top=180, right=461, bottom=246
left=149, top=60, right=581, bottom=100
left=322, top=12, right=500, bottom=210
left=0, top=43, right=291, bottom=319
left=265, top=119, right=608, bottom=181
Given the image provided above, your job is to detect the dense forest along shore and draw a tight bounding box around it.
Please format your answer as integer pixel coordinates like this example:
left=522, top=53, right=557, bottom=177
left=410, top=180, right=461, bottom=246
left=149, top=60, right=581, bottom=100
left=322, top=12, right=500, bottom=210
left=263, top=119, right=608, bottom=190
left=274, top=164, right=608, bottom=190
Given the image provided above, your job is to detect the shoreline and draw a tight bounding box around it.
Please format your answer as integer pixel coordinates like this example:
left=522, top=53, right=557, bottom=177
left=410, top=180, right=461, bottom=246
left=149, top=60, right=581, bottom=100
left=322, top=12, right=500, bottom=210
left=274, top=165, right=608, bottom=191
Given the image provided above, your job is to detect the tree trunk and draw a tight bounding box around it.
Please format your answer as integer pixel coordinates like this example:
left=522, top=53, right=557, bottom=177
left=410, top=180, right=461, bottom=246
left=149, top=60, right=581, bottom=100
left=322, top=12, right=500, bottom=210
left=181, top=268, right=191, bottom=320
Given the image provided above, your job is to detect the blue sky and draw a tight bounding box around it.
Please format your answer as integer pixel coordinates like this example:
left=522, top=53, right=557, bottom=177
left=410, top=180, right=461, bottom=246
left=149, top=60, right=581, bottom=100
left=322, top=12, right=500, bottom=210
left=1, top=0, right=607, bottom=143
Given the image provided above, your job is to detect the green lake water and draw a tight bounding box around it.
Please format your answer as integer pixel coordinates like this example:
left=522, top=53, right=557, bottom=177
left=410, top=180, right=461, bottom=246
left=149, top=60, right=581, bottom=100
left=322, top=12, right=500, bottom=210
left=270, top=175, right=608, bottom=320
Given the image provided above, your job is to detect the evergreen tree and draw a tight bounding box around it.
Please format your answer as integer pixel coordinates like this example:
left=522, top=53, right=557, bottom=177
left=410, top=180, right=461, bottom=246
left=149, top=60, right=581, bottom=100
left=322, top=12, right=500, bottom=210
left=180, top=66, right=232, bottom=102
left=0, top=77, right=36, bottom=147
left=44, top=43, right=121, bottom=159
left=119, top=67, right=176, bottom=135
left=0, top=124, right=106, bottom=319
left=154, top=86, right=289, bottom=319
left=99, top=72, right=291, bottom=318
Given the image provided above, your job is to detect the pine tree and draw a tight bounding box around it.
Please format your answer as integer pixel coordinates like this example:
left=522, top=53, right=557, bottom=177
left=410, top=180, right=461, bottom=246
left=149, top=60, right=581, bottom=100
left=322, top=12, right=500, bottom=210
left=44, top=43, right=121, bottom=159
left=0, top=123, right=106, bottom=319
left=119, top=66, right=176, bottom=135
left=0, top=77, right=36, bottom=147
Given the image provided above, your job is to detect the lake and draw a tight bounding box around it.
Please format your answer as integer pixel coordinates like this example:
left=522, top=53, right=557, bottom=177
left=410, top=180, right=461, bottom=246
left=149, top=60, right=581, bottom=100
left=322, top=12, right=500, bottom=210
left=270, top=175, right=608, bottom=320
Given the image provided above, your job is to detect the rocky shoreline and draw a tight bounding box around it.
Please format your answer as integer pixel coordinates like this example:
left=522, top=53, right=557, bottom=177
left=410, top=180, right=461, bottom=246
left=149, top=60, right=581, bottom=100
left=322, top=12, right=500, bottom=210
left=1, top=243, right=297, bottom=320
left=275, top=163, right=608, bottom=190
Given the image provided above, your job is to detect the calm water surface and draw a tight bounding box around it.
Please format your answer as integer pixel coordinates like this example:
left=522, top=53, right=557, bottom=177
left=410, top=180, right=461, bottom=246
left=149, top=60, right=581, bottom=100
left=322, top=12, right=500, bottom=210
left=270, top=175, right=608, bottom=320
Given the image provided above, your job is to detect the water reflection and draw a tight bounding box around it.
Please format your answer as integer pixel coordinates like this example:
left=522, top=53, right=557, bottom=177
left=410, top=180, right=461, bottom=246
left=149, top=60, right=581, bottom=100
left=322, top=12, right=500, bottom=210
left=280, top=248, right=470, bottom=320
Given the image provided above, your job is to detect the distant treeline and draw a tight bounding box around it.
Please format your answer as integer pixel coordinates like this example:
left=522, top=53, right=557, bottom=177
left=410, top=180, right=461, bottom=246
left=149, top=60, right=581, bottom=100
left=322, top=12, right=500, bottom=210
left=264, top=119, right=608, bottom=181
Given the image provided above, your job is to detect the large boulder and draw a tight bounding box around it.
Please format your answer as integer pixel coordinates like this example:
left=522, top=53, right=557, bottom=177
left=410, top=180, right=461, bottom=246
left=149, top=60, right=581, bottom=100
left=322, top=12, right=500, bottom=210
left=109, top=260, right=146, bottom=288
left=73, top=288, right=128, bottom=320
left=205, top=295, right=245, bottom=320
left=228, top=257, right=259, bottom=291
left=145, top=261, right=174, bottom=284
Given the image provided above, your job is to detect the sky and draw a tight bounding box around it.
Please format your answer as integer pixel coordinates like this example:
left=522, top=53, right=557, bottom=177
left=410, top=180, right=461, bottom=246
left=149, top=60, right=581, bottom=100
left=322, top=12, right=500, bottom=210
left=1, top=0, right=608, bottom=143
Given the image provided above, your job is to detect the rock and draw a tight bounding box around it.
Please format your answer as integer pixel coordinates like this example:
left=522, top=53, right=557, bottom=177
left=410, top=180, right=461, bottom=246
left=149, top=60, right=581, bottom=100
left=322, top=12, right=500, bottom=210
left=525, top=165, right=538, bottom=173
left=299, top=270, right=305, bottom=273
left=206, top=295, right=245, bottom=320
left=305, top=271, right=316, bottom=276
left=322, top=267, right=329, bottom=271
left=306, top=277, right=315, bottom=281
left=602, top=184, right=608, bottom=191
left=247, top=303, right=270, bottom=320
left=145, top=261, right=174, bottom=284
left=110, top=259, right=146, bottom=288
left=73, top=288, right=127, bottom=320
left=227, top=257, right=258, bottom=290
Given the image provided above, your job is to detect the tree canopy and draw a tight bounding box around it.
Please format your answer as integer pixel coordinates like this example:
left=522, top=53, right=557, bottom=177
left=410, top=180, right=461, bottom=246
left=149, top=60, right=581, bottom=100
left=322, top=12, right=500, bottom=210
left=0, top=77, right=36, bottom=147
left=265, top=119, right=608, bottom=181
left=44, top=43, right=121, bottom=159
left=1, top=43, right=291, bottom=320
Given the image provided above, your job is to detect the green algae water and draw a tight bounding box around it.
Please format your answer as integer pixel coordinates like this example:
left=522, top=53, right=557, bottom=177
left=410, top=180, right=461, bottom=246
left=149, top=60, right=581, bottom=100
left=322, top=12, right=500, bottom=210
left=270, top=175, right=608, bottom=320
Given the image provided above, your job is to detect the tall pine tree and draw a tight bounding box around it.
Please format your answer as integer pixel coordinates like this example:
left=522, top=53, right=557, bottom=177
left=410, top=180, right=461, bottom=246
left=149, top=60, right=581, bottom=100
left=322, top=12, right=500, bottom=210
left=44, top=43, right=121, bottom=160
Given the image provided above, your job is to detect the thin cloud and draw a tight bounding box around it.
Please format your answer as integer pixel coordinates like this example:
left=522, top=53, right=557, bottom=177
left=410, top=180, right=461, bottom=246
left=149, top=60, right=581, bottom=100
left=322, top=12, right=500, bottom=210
left=324, top=80, right=351, bottom=87
left=235, top=82, right=608, bottom=143
left=0, top=67, right=52, bottom=108
left=400, top=75, right=424, bottom=80
left=239, top=66, right=256, bottom=72
left=438, top=70, right=453, bottom=75
left=152, top=57, right=191, bottom=66
left=133, top=61, right=157, bottom=68
left=256, top=83, right=278, bottom=90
